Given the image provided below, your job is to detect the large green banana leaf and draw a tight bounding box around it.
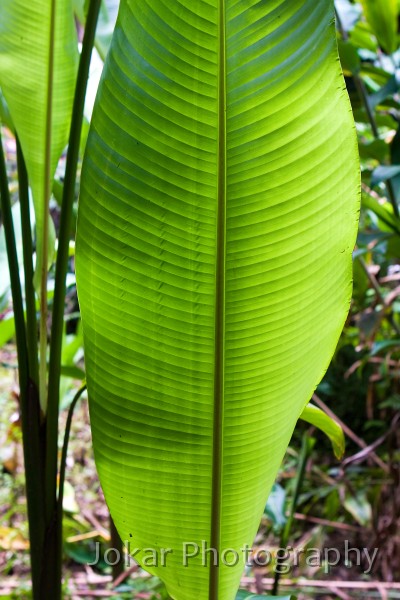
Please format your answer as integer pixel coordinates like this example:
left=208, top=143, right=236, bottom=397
left=0, top=0, right=78, bottom=280
left=76, top=1, right=359, bottom=599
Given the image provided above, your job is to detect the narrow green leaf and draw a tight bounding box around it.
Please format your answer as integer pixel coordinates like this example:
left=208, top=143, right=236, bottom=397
left=360, top=0, right=399, bottom=55
left=361, top=194, right=400, bottom=236
left=344, top=491, right=372, bottom=527
left=264, top=484, right=287, bottom=531
left=371, top=165, right=400, bottom=186
left=358, top=139, right=388, bottom=163
left=350, top=21, right=378, bottom=53
left=390, top=123, right=400, bottom=202
left=370, top=339, right=400, bottom=356
left=236, top=592, right=296, bottom=600
left=0, top=312, right=15, bottom=348
left=337, top=40, right=360, bottom=75
left=299, top=404, right=345, bottom=460
left=0, top=0, right=78, bottom=281
left=0, top=92, right=13, bottom=132
left=76, top=1, right=360, bottom=599
left=369, top=75, right=400, bottom=110
left=0, top=201, right=24, bottom=299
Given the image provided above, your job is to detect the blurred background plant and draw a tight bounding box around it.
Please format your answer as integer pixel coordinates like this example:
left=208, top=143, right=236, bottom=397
left=1, top=0, right=400, bottom=598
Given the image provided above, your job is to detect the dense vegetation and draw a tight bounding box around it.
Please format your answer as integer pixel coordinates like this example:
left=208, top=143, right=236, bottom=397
left=1, top=0, right=400, bottom=598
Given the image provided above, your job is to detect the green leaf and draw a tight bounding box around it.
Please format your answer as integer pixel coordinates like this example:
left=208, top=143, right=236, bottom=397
left=0, top=91, right=13, bottom=132
left=0, top=202, right=24, bottom=300
left=360, top=0, right=399, bottom=55
left=337, top=40, right=360, bottom=75
left=358, top=139, right=388, bottom=163
left=390, top=123, right=400, bottom=202
left=299, top=403, right=345, bottom=460
left=370, top=339, right=400, bottom=356
left=369, top=75, right=400, bottom=110
left=371, top=165, right=400, bottom=186
left=361, top=194, right=400, bottom=236
left=344, top=491, right=372, bottom=527
left=236, top=592, right=296, bottom=600
left=0, top=312, right=15, bottom=348
left=350, top=21, right=378, bottom=53
left=264, top=483, right=287, bottom=531
left=76, top=1, right=360, bottom=599
left=0, top=0, right=78, bottom=280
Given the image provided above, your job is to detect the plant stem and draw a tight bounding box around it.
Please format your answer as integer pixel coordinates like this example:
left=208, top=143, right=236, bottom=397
left=272, top=434, right=315, bottom=596
left=55, top=385, right=87, bottom=588
left=45, top=0, right=101, bottom=523
left=0, top=129, right=45, bottom=599
left=57, top=385, right=87, bottom=518
left=0, top=132, right=27, bottom=400
left=110, top=515, right=124, bottom=581
left=40, top=4, right=101, bottom=597
left=16, top=138, right=39, bottom=386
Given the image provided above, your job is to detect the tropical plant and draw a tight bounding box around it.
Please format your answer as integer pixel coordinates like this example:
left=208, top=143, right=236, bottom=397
left=0, top=0, right=101, bottom=597
left=75, top=2, right=359, bottom=600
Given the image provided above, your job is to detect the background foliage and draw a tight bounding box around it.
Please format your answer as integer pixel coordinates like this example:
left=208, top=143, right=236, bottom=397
left=1, top=0, right=400, bottom=598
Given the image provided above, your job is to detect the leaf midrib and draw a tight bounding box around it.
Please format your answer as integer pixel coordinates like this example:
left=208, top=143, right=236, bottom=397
left=209, top=0, right=226, bottom=598
left=39, top=0, right=56, bottom=413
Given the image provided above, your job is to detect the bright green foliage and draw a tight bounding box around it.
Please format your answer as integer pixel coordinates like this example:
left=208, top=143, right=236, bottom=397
left=0, top=0, right=78, bottom=278
left=236, top=593, right=295, bottom=600
left=76, top=1, right=359, bottom=599
left=299, top=404, right=345, bottom=459
left=360, top=0, right=398, bottom=54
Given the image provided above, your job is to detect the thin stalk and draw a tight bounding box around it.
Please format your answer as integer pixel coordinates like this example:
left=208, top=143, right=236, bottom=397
left=39, top=0, right=57, bottom=412
left=16, top=138, right=39, bottom=386
left=0, top=129, right=45, bottom=598
left=272, top=434, right=315, bottom=596
left=40, top=385, right=86, bottom=600
left=57, top=384, right=87, bottom=522
left=0, top=133, right=27, bottom=398
left=110, top=515, right=124, bottom=581
left=55, top=385, right=87, bottom=588
left=335, top=7, right=400, bottom=218
left=45, top=0, right=102, bottom=524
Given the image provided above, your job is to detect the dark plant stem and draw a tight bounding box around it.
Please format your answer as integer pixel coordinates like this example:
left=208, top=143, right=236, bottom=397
left=16, top=137, right=39, bottom=386
left=57, top=385, right=86, bottom=519
left=0, top=129, right=45, bottom=599
left=0, top=131, right=27, bottom=425
left=45, top=0, right=101, bottom=514
left=110, top=515, right=125, bottom=581
left=335, top=7, right=400, bottom=218
left=272, top=434, right=315, bottom=596
left=55, top=385, right=87, bottom=589
left=40, top=3, right=101, bottom=597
